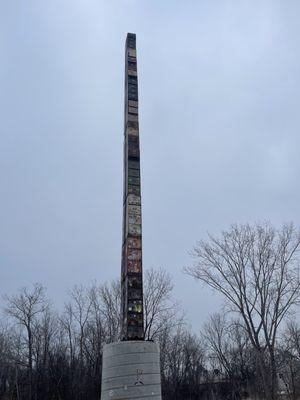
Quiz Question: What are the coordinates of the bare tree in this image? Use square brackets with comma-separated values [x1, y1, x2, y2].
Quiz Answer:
[186, 223, 300, 400]
[0, 269, 193, 400]
[202, 313, 256, 398]
[69, 285, 93, 370]
[202, 313, 231, 376]
[60, 302, 76, 370]
[162, 325, 205, 400]
[97, 280, 121, 342]
[144, 268, 183, 341]
[4, 283, 48, 400]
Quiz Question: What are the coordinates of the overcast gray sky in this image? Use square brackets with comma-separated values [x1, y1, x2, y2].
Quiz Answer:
[1, 1, 300, 331]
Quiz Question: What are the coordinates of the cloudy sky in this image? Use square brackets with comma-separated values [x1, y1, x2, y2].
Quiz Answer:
[1, 1, 300, 330]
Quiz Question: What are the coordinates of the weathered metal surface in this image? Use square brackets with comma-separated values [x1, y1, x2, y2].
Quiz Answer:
[128, 160, 140, 170]
[127, 326, 143, 339]
[128, 75, 137, 85]
[125, 127, 138, 136]
[127, 237, 141, 249]
[127, 144, 140, 158]
[128, 168, 140, 177]
[128, 135, 139, 144]
[128, 223, 141, 236]
[128, 217, 142, 230]
[125, 128, 138, 136]
[127, 120, 139, 130]
[127, 275, 142, 288]
[128, 90, 138, 99]
[121, 33, 144, 341]
[128, 204, 141, 215]
[127, 260, 142, 274]
[127, 185, 140, 196]
[128, 61, 137, 72]
[127, 195, 140, 207]
[127, 69, 137, 77]
[127, 113, 138, 122]
[127, 312, 143, 323]
[128, 48, 136, 57]
[128, 300, 142, 312]
[127, 248, 142, 260]
[128, 100, 138, 108]
[127, 34, 136, 48]
[128, 106, 138, 114]
[128, 177, 140, 186]
[128, 55, 136, 63]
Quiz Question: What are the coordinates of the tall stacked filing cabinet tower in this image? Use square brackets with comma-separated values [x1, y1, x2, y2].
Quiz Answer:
[121, 33, 144, 341]
[100, 34, 162, 400]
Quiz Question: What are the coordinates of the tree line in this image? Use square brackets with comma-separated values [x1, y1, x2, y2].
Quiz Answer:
[1, 223, 300, 400]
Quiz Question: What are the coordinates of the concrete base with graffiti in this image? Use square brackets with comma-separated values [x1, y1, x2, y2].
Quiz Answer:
[101, 340, 162, 400]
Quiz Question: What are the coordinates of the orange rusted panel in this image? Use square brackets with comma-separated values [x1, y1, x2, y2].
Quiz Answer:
[127, 237, 141, 249]
[127, 259, 142, 273]
[127, 248, 141, 261]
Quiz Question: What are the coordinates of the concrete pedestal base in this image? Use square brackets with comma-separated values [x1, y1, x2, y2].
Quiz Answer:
[101, 340, 162, 400]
